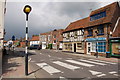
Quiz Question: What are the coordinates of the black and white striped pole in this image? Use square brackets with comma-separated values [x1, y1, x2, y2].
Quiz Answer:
[23, 5, 32, 75]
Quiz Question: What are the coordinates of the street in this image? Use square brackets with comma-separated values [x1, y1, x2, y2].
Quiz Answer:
[15, 48, 119, 79]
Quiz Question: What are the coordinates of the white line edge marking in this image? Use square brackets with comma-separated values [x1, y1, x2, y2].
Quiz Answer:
[36, 63, 61, 74]
[89, 70, 102, 75]
[113, 74, 119, 76]
[89, 59, 116, 64]
[109, 71, 117, 74]
[97, 74, 106, 77]
[53, 61, 80, 70]
[79, 59, 106, 65]
[28, 58, 31, 62]
[66, 60, 95, 67]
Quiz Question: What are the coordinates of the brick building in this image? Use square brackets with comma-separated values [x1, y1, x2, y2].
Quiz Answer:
[84, 2, 120, 57]
[62, 2, 120, 57]
[40, 29, 64, 49]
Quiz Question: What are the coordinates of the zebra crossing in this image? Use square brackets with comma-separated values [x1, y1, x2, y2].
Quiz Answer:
[35, 58, 117, 77]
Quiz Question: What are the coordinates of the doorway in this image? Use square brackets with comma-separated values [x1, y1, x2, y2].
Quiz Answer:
[74, 43, 76, 52]
[87, 42, 91, 54]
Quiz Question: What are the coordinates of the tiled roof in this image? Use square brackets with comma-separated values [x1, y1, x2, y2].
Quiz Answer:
[64, 2, 119, 32]
[30, 36, 39, 41]
[88, 2, 118, 27]
[64, 17, 89, 32]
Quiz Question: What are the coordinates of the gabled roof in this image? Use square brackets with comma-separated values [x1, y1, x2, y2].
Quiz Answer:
[30, 35, 39, 41]
[88, 2, 119, 27]
[64, 17, 89, 32]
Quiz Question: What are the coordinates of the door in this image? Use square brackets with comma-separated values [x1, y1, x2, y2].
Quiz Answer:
[74, 43, 76, 52]
[87, 42, 91, 54]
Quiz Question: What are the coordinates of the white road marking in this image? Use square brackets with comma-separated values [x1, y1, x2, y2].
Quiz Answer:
[89, 59, 116, 64]
[113, 74, 119, 76]
[40, 53, 42, 54]
[89, 70, 102, 75]
[59, 76, 68, 80]
[96, 74, 106, 77]
[28, 58, 31, 62]
[29, 50, 36, 53]
[36, 63, 61, 74]
[66, 60, 94, 67]
[79, 59, 106, 66]
[109, 71, 117, 74]
[53, 61, 80, 70]
[48, 55, 51, 57]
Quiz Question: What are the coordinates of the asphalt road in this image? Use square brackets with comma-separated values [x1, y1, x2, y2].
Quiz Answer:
[15, 48, 119, 80]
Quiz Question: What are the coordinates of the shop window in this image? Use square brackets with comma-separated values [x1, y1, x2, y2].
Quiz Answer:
[90, 11, 106, 21]
[92, 42, 96, 52]
[97, 42, 106, 52]
[87, 28, 93, 37]
[97, 25, 104, 35]
[77, 43, 82, 49]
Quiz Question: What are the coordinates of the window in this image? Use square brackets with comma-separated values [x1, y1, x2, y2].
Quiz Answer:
[87, 28, 93, 37]
[54, 40, 56, 43]
[92, 42, 96, 52]
[90, 11, 106, 21]
[54, 35, 56, 38]
[97, 42, 106, 52]
[77, 43, 82, 49]
[97, 25, 104, 35]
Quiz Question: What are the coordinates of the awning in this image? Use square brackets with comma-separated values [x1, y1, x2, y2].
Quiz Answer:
[86, 37, 106, 42]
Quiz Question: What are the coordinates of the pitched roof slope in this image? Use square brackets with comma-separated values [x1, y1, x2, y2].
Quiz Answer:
[30, 35, 39, 41]
[64, 17, 89, 32]
[88, 2, 118, 27]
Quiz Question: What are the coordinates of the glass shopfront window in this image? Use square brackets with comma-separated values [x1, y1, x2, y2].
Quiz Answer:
[97, 42, 106, 52]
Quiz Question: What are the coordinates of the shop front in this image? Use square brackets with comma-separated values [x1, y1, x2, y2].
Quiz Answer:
[86, 37, 107, 56]
[109, 37, 120, 57]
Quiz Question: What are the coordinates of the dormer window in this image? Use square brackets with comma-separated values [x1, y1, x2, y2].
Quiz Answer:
[90, 11, 106, 21]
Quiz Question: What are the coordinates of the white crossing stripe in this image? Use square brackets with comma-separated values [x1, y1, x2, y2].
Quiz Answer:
[36, 63, 61, 74]
[79, 59, 106, 65]
[96, 74, 106, 77]
[109, 71, 117, 74]
[89, 70, 102, 75]
[53, 61, 80, 70]
[48, 55, 51, 57]
[66, 60, 94, 67]
[29, 50, 36, 53]
[89, 59, 116, 64]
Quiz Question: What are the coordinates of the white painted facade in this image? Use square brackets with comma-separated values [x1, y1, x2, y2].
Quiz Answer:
[40, 35, 47, 49]
[30, 41, 40, 46]
[63, 29, 84, 53]
[0, 0, 5, 76]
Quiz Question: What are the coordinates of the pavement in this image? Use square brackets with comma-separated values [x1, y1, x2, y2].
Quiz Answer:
[0, 49, 119, 80]
[54, 50, 119, 63]
[1, 50, 35, 80]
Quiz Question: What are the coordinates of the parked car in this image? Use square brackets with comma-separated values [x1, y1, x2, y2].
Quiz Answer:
[28, 45, 41, 50]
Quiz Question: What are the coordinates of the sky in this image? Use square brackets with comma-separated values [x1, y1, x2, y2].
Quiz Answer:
[4, 0, 119, 40]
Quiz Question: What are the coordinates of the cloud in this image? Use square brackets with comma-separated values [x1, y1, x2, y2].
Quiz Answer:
[4, 1, 117, 40]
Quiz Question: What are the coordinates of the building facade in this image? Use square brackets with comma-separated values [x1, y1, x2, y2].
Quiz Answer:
[0, 0, 5, 76]
[40, 29, 64, 50]
[84, 2, 120, 57]
[62, 18, 88, 53]
[30, 35, 39, 46]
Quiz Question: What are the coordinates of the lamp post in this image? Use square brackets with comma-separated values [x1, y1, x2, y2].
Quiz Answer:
[23, 5, 32, 75]
[95, 31, 98, 58]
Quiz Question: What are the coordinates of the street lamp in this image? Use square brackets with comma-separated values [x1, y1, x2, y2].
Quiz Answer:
[23, 5, 32, 75]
